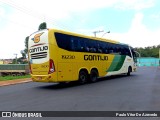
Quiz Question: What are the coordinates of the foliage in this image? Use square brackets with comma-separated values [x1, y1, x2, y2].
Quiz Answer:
[0, 75, 30, 81]
[135, 44, 160, 58]
[38, 22, 47, 30]
[24, 36, 29, 57]
[20, 36, 29, 59]
[11, 57, 28, 64]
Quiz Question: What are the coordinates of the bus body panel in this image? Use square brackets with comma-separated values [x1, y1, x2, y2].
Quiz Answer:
[106, 55, 132, 76]
[29, 30, 58, 82]
[28, 29, 137, 83]
[56, 47, 117, 81]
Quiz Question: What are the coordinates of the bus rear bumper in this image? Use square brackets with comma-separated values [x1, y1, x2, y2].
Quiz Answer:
[31, 74, 58, 83]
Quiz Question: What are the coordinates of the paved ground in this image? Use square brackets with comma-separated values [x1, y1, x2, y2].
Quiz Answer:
[0, 67, 159, 120]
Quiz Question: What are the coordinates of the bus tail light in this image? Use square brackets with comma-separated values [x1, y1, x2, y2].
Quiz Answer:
[48, 59, 55, 74]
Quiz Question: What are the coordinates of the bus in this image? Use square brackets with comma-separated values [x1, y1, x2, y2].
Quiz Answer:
[28, 28, 137, 84]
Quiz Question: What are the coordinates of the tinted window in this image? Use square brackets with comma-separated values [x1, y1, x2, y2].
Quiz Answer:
[124, 46, 131, 57]
[55, 32, 131, 56]
[55, 33, 71, 50]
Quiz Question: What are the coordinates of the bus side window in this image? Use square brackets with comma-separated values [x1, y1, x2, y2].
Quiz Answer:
[124, 47, 131, 57]
[121, 48, 125, 55]
[104, 43, 109, 54]
[118, 48, 122, 55]
[90, 47, 97, 52]
[97, 47, 102, 53]
[87, 39, 97, 53]
[70, 37, 81, 52]
[55, 33, 71, 51]
[97, 42, 102, 53]
[70, 37, 75, 51]
[80, 38, 87, 52]
[104, 48, 108, 54]
[109, 47, 114, 53]
[86, 46, 90, 52]
[73, 37, 81, 52]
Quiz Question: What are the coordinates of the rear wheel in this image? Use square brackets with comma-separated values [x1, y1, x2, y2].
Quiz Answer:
[90, 69, 98, 82]
[127, 67, 132, 76]
[78, 71, 88, 84]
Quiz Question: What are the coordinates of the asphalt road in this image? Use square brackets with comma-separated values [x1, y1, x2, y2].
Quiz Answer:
[0, 67, 160, 119]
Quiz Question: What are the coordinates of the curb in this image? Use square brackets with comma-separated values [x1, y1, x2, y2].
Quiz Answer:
[0, 78, 32, 87]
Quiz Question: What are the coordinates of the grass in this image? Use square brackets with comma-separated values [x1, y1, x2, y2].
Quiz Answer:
[0, 75, 31, 81]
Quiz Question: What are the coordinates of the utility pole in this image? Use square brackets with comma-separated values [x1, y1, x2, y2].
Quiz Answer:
[101, 31, 110, 37]
[93, 30, 104, 37]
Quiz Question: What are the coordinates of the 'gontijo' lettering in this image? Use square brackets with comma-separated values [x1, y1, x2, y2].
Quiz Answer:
[29, 46, 48, 53]
[84, 55, 108, 61]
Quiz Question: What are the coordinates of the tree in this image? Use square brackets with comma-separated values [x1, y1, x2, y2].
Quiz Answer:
[38, 22, 47, 30]
[21, 50, 26, 59]
[135, 44, 160, 58]
[19, 36, 29, 64]
[22, 36, 29, 59]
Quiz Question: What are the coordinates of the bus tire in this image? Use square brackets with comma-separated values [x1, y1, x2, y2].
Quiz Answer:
[78, 71, 88, 84]
[90, 69, 98, 82]
[127, 66, 132, 76]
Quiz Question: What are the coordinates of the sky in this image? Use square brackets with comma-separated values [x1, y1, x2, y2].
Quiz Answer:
[0, 0, 160, 59]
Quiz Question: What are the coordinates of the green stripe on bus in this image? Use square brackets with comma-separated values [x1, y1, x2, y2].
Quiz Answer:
[106, 55, 126, 72]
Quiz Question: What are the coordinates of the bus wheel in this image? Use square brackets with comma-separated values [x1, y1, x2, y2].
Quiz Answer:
[127, 67, 132, 76]
[78, 71, 88, 84]
[90, 69, 98, 82]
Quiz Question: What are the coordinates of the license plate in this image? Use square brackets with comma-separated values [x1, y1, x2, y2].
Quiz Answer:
[38, 77, 42, 80]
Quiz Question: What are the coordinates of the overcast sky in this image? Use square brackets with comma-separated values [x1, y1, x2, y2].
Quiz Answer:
[0, 0, 160, 59]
